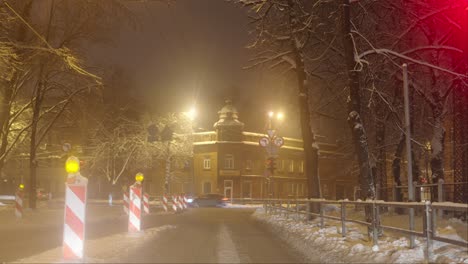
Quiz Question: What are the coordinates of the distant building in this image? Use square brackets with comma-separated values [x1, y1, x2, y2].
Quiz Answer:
[153, 100, 351, 199]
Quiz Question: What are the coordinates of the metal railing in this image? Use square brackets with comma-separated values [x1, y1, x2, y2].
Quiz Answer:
[376, 179, 468, 204]
[263, 198, 467, 262]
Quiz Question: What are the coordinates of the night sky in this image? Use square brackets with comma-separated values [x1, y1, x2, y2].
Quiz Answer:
[88, 0, 302, 137]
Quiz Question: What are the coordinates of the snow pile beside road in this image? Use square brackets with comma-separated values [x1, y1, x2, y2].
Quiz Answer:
[253, 208, 468, 263]
[224, 203, 262, 209]
[10, 225, 176, 263]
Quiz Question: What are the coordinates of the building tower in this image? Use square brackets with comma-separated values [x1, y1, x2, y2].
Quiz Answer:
[213, 99, 245, 142]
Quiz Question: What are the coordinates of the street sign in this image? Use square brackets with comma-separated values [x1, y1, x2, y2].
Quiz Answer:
[259, 137, 269, 147]
[62, 143, 71, 152]
[274, 137, 284, 147]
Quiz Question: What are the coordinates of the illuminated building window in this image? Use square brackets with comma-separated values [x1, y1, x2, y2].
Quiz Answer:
[203, 158, 211, 170]
[289, 160, 294, 172]
[299, 161, 304, 173]
[278, 160, 285, 171]
[224, 154, 234, 169]
[245, 159, 252, 170]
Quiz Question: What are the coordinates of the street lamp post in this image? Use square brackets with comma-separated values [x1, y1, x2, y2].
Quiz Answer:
[259, 111, 284, 198]
[184, 108, 197, 195]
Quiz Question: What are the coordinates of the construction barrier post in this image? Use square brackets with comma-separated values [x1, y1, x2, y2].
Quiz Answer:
[162, 195, 168, 212]
[177, 195, 184, 210]
[15, 185, 24, 219]
[123, 191, 129, 215]
[63, 156, 88, 261]
[128, 184, 142, 232]
[143, 193, 150, 214]
[172, 195, 178, 212]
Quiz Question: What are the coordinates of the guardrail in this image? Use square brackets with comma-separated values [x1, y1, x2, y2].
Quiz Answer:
[262, 198, 467, 262]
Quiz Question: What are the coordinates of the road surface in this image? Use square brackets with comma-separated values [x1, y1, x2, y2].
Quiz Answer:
[0, 206, 308, 263]
[128, 207, 306, 263]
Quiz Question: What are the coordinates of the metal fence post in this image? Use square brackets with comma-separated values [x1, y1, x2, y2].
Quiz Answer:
[376, 183, 380, 200]
[306, 199, 311, 222]
[437, 179, 444, 218]
[296, 200, 299, 221]
[413, 181, 418, 202]
[372, 201, 378, 249]
[409, 206, 416, 248]
[341, 201, 346, 237]
[424, 201, 432, 263]
[320, 201, 324, 229]
[287, 200, 290, 219]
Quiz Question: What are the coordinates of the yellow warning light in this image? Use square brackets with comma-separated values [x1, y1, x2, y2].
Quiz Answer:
[135, 173, 144, 182]
[65, 156, 80, 174]
[19, 184, 24, 190]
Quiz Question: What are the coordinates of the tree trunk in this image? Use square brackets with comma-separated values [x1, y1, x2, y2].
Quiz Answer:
[342, 0, 375, 201]
[29, 79, 43, 209]
[288, 0, 320, 200]
[430, 114, 445, 183]
[375, 103, 387, 201]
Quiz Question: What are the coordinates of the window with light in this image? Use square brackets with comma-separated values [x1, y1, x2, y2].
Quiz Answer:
[203, 158, 211, 170]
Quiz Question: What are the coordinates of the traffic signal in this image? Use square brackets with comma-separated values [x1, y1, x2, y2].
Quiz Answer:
[265, 157, 276, 173]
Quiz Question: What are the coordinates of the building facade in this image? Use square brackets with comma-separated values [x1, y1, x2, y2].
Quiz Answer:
[187, 100, 350, 199]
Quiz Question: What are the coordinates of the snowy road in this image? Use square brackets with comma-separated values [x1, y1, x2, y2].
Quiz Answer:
[1, 206, 308, 263]
[125, 208, 308, 263]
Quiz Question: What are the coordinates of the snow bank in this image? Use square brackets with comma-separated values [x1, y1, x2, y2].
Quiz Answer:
[253, 208, 468, 263]
[10, 225, 176, 263]
[224, 203, 262, 209]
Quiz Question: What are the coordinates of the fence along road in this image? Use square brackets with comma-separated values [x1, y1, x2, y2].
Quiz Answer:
[263, 198, 468, 262]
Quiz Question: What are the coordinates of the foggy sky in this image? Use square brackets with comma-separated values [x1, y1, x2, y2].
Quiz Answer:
[88, 0, 302, 137]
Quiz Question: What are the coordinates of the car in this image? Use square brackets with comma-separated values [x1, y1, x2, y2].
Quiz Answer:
[190, 193, 228, 207]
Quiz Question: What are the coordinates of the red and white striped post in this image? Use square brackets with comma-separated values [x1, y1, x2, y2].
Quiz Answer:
[183, 195, 188, 209]
[63, 156, 88, 261]
[172, 195, 178, 212]
[177, 195, 184, 210]
[162, 195, 168, 212]
[15, 184, 24, 219]
[143, 193, 150, 214]
[123, 191, 129, 215]
[128, 173, 144, 233]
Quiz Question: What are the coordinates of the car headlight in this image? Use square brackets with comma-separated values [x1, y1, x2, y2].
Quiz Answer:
[187, 198, 194, 203]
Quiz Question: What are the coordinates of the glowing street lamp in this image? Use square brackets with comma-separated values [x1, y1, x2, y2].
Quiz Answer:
[267, 111, 285, 129]
[276, 112, 284, 121]
[185, 107, 197, 121]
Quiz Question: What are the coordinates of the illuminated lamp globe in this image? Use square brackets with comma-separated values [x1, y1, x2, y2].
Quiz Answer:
[65, 156, 80, 174]
[135, 173, 144, 182]
[19, 184, 25, 190]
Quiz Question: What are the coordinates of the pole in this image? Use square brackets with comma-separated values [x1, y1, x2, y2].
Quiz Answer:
[403, 63, 414, 201]
[165, 141, 171, 195]
[403, 63, 415, 248]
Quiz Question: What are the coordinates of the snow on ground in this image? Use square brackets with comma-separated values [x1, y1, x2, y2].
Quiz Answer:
[253, 207, 468, 263]
[10, 225, 176, 263]
[224, 203, 262, 209]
